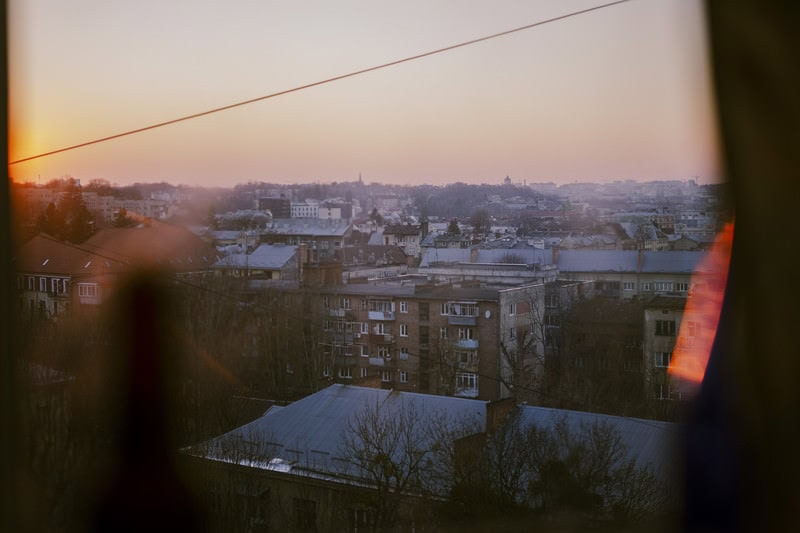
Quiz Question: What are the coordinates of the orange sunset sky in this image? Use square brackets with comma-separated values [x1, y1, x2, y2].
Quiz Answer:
[8, 0, 720, 188]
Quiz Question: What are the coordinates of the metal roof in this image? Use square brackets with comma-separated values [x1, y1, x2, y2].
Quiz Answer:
[214, 244, 297, 270]
[516, 405, 678, 476]
[419, 248, 552, 267]
[13, 234, 128, 276]
[267, 218, 351, 237]
[557, 250, 707, 274]
[187, 384, 487, 483]
[186, 385, 677, 491]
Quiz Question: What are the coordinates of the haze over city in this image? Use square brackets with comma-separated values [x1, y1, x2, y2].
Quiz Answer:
[9, 0, 718, 188]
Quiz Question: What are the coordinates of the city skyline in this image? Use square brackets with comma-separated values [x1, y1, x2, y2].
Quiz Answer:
[9, 0, 719, 188]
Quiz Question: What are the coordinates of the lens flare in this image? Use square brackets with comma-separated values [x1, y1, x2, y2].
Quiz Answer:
[669, 221, 734, 390]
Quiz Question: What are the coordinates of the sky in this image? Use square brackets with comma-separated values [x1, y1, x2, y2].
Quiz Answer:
[8, 0, 720, 188]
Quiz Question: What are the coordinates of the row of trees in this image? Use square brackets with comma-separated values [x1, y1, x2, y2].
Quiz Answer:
[337, 401, 671, 531]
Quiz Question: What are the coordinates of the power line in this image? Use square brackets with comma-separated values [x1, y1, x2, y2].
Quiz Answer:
[9, 0, 632, 166]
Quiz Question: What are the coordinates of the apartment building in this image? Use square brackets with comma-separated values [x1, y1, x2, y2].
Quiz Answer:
[261, 219, 351, 261]
[14, 234, 126, 318]
[643, 295, 692, 401]
[316, 280, 544, 402]
[555, 249, 708, 299]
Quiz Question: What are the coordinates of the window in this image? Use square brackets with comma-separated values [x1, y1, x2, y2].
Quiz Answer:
[360, 299, 367, 310]
[368, 300, 393, 313]
[676, 282, 690, 292]
[399, 370, 408, 383]
[322, 365, 330, 377]
[360, 345, 368, 357]
[447, 302, 479, 316]
[342, 297, 351, 310]
[623, 281, 635, 291]
[458, 328, 474, 340]
[360, 322, 369, 334]
[322, 296, 329, 308]
[456, 372, 478, 391]
[653, 384, 680, 401]
[293, 498, 317, 532]
[360, 367, 368, 378]
[399, 300, 408, 313]
[440, 303, 449, 315]
[400, 347, 409, 360]
[399, 324, 408, 337]
[509, 327, 516, 339]
[641, 282, 652, 291]
[545, 293, 559, 307]
[26, 276, 35, 291]
[375, 322, 387, 335]
[339, 367, 352, 379]
[654, 351, 672, 368]
[381, 370, 392, 382]
[78, 283, 98, 298]
[655, 320, 676, 336]
[378, 346, 391, 358]
[440, 327, 448, 339]
[349, 508, 373, 533]
[457, 351, 477, 368]
[654, 281, 673, 292]
[39, 277, 46, 292]
[508, 303, 516, 315]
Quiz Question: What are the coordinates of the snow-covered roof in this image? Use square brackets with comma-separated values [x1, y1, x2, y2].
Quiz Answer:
[516, 405, 677, 476]
[419, 247, 552, 267]
[213, 244, 297, 270]
[557, 250, 707, 274]
[186, 384, 486, 490]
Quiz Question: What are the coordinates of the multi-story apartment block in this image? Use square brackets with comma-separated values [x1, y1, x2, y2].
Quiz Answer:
[80, 192, 173, 222]
[315, 280, 544, 402]
[261, 219, 351, 261]
[290, 201, 320, 219]
[15, 223, 219, 319]
[14, 234, 126, 318]
[643, 295, 692, 401]
[555, 249, 707, 299]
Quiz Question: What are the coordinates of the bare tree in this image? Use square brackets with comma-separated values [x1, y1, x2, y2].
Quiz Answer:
[339, 399, 480, 531]
[451, 411, 670, 527]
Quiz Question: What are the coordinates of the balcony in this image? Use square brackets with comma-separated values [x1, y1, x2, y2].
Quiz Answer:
[448, 315, 477, 326]
[368, 357, 385, 367]
[329, 308, 346, 317]
[454, 339, 479, 350]
[368, 310, 395, 321]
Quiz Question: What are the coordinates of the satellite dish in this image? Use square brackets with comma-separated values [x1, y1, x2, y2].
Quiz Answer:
[485, 310, 491, 319]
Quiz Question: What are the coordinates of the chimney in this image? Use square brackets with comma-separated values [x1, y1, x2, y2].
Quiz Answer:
[486, 397, 517, 434]
[469, 247, 479, 264]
